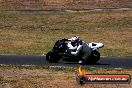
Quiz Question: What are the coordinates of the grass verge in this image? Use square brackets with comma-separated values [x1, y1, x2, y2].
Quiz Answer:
[0, 11, 131, 56]
[0, 65, 132, 88]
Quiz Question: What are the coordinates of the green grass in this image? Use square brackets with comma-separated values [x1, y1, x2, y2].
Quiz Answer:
[0, 11, 131, 56]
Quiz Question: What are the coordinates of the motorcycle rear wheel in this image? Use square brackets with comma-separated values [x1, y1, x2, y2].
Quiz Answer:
[86, 51, 100, 64]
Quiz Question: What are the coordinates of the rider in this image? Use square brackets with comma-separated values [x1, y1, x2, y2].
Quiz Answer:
[66, 36, 92, 64]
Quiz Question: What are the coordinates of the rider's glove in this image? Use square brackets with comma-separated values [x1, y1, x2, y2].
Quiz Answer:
[62, 38, 68, 41]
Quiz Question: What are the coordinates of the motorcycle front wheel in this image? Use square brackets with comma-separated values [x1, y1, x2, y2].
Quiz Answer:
[46, 51, 61, 63]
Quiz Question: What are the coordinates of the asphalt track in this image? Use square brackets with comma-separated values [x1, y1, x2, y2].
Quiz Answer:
[0, 55, 132, 68]
[0, 8, 131, 14]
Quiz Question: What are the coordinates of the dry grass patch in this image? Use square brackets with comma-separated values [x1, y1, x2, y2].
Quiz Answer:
[0, 65, 132, 88]
[0, 0, 132, 10]
[0, 11, 131, 56]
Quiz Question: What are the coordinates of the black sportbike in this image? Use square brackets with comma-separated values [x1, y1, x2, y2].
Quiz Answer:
[46, 39, 104, 64]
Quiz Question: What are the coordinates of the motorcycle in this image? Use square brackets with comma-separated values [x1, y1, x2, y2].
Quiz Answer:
[46, 38, 104, 64]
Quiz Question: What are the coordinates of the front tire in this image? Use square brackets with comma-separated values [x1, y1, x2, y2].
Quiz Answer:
[86, 51, 100, 64]
[46, 51, 61, 63]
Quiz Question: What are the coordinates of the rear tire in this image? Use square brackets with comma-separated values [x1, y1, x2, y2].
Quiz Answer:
[46, 51, 61, 63]
[86, 51, 100, 64]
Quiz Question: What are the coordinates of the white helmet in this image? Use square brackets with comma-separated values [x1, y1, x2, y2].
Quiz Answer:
[70, 36, 79, 43]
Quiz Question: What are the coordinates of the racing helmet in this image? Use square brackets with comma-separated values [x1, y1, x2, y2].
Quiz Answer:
[70, 36, 79, 45]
